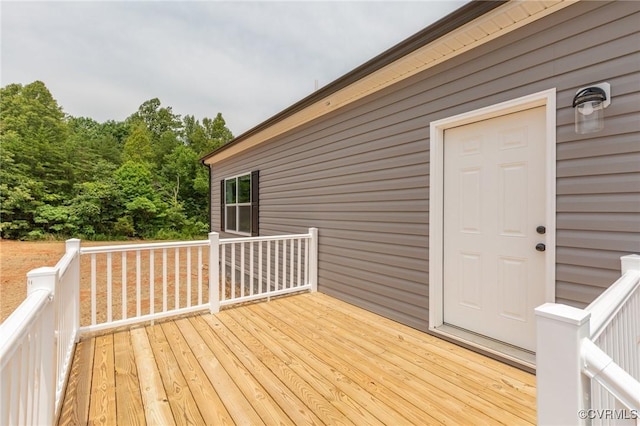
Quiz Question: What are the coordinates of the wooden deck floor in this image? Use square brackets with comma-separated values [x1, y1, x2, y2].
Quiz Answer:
[57, 292, 536, 425]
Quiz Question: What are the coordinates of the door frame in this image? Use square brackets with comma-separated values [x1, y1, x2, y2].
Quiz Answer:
[428, 89, 557, 350]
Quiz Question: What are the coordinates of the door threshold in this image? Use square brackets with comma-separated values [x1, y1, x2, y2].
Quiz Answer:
[430, 324, 536, 373]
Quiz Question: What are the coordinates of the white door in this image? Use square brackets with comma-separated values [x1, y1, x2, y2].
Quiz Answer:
[443, 106, 547, 351]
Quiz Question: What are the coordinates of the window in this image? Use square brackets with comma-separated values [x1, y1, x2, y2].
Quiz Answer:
[221, 171, 259, 235]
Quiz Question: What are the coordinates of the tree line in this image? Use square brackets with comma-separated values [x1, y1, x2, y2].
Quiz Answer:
[0, 80, 232, 240]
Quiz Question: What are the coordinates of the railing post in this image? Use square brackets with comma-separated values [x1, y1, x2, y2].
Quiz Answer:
[66, 239, 81, 341]
[26, 267, 57, 426]
[535, 303, 591, 426]
[209, 232, 220, 314]
[621, 254, 640, 275]
[309, 228, 318, 292]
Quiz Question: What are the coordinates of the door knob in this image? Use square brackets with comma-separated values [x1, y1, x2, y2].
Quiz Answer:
[536, 243, 546, 252]
[536, 226, 546, 234]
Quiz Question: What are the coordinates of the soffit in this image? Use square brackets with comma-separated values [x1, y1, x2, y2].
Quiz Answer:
[204, 0, 577, 166]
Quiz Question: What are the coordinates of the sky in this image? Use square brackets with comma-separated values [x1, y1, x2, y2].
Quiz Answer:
[1, 1, 466, 136]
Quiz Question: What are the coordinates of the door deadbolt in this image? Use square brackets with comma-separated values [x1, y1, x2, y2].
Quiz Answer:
[536, 226, 546, 234]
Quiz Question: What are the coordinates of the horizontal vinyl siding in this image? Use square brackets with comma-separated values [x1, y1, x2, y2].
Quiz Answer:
[552, 2, 640, 307]
[211, 0, 639, 329]
[211, 109, 430, 329]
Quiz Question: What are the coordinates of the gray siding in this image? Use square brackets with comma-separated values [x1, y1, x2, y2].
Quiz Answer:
[210, 1, 640, 331]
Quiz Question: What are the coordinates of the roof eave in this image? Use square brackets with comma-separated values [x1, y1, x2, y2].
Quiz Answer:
[199, 0, 505, 165]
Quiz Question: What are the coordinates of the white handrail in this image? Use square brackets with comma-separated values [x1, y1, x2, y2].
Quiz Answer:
[219, 233, 311, 244]
[0, 289, 50, 364]
[582, 339, 640, 412]
[80, 239, 208, 254]
[586, 269, 640, 340]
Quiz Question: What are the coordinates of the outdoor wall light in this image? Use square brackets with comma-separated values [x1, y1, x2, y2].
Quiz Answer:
[572, 82, 610, 134]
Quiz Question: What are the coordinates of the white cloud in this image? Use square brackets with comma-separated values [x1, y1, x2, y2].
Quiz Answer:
[1, 1, 466, 135]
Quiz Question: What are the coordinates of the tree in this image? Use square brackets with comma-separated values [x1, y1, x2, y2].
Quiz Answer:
[122, 123, 153, 164]
[68, 167, 122, 238]
[127, 98, 182, 144]
[0, 140, 45, 239]
[0, 81, 69, 192]
[0, 81, 70, 238]
[67, 117, 122, 168]
[114, 161, 165, 236]
[184, 113, 233, 157]
[202, 113, 233, 154]
[1, 80, 234, 240]
[0, 81, 67, 145]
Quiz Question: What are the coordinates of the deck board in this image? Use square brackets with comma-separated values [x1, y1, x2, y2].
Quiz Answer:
[228, 304, 381, 424]
[130, 327, 175, 425]
[189, 315, 293, 425]
[160, 320, 235, 425]
[175, 315, 266, 425]
[146, 324, 204, 425]
[292, 293, 536, 424]
[198, 314, 324, 425]
[251, 300, 437, 425]
[58, 338, 95, 425]
[58, 292, 536, 425]
[216, 309, 351, 425]
[88, 334, 116, 425]
[113, 331, 144, 426]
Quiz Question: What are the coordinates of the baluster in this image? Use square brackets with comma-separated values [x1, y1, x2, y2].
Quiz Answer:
[106, 253, 112, 323]
[187, 247, 192, 308]
[250, 242, 254, 296]
[241, 242, 245, 298]
[162, 249, 167, 313]
[231, 243, 236, 299]
[26, 331, 36, 424]
[9, 352, 20, 424]
[221, 245, 226, 301]
[197, 247, 203, 305]
[297, 238, 302, 287]
[267, 241, 271, 293]
[150, 250, 155, 316]
[289, 239, 294, 288]
[304, 238, 309, 285]
[91, 254, 96, 325]
[282, 239, 287, 289]
[258, 241, 263, 294]
[274, 240, 279, 291]
[136, 251, 141, 318]
[122, 252, 127, 320]
[175, 248, 180, 309]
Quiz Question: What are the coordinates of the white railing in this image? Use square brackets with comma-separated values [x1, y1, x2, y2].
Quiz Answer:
[536, 254, 640, 426]
[79, 239, 212, 333]
[218, 232, 316, 309]
[0, 239, 80, 426]
[79, 228, 318, 334]
[0, 229, 318, 425]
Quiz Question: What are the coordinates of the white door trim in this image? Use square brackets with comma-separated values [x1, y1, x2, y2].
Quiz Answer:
[428, 89, 557, 350]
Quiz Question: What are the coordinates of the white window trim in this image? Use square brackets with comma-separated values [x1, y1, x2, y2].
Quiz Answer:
[428, 88, 557, 336]
[224, 172, 252, 236]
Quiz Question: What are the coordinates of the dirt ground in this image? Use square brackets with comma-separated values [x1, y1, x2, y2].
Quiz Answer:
[1, 239, 67, 323]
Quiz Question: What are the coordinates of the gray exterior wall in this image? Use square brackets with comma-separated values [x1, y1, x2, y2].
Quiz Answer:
[210, 1, 640, 332]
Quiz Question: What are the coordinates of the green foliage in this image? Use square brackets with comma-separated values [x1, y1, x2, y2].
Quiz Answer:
[184, 113, 233, 156]
[123, 123, 154, 164]
[127, 98, 182, 144]
[0, 81, 234, 240]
